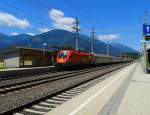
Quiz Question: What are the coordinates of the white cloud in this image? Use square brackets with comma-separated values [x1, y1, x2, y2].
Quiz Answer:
[49, 9, 75, 31]
[27, 33, 34, 36]
[38, 28, 51, 33]
[12, 32, 19, 36]
[97, 34, 120, 41]
[0, 11, 30, 29]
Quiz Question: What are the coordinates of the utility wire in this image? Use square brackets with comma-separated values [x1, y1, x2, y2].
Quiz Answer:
[63, 0, 97, 27]
[28, 0, 49, 13]
[32, 0, 50, 12]
[75, 0, 98, 27]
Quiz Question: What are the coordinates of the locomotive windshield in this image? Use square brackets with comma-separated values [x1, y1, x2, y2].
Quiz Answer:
[58, 51, 67, 58]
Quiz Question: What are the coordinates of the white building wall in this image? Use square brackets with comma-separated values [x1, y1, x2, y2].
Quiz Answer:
[4, 51, 20, 68]
[4, 57, 19, 68]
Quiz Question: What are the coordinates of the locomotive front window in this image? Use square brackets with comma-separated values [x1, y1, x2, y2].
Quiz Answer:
[58, 51, 67, 59]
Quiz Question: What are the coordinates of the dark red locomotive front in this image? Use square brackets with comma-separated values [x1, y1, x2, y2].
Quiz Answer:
[56, 50, 95, 68]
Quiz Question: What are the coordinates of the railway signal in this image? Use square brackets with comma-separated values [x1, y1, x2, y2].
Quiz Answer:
[142, 12, 150, 53]
[143, 24, 150, 35]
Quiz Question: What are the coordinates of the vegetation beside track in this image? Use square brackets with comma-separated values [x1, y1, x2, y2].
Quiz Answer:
[0, 67, 5, 70]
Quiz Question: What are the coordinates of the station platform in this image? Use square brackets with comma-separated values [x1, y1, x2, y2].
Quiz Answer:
[45, 61, 150, 115]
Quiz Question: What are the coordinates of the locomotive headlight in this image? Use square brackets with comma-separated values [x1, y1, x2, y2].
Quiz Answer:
[59, 59, 64, 63]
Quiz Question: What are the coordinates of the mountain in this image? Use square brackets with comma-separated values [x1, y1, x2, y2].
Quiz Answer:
[0, 29, 137, 56]
[110, 43, 137, 53]
[30, 29, 76, 49]
[0, 34, 32, 49]
[0, 34, 12, 49]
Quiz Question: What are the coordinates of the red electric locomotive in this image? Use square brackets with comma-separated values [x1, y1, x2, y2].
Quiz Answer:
[56, 50, 95, 68]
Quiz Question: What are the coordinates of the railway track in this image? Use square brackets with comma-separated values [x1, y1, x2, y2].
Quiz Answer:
[0, 71, 56, 81]
[0, 66, 56, 81]
[0, 64, 115, 94]
[13, 72, 114, 115]
[0, 64, 115, 92]
[0, 62, 132, 114]
[0, 64, 106, 81]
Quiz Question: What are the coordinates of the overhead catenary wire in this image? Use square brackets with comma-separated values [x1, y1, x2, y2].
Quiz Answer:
[63, 0, 137, 35]
[24, 0, 51, 27]
[63, 0, 97, 28]
[27, 0, 49, 13]
[31, 0, 98, 34]
[2, 0, 97, 34]
[75, 0, 99, 27]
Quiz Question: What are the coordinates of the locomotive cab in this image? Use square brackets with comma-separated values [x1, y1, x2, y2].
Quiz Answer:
[56, 50, 96, 70]
[57, 50, 68, 64]
[56, 50, 68, 70]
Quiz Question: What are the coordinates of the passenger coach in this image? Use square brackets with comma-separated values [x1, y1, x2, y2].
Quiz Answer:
[56, 50, 131, 69]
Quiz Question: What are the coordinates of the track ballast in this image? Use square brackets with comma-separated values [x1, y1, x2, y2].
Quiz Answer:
[0, 62, 132, 115]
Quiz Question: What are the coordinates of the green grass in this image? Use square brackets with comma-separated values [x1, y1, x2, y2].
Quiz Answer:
[0, 67, 5, 70]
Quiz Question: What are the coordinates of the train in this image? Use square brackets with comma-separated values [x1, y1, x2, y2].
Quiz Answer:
[56, 50, 132, 69]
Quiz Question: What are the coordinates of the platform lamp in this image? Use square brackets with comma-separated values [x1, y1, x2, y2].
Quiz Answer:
[43, 43, 47, 66]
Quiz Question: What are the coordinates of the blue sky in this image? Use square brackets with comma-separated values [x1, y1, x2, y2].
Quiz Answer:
[0, 0, 149, 50]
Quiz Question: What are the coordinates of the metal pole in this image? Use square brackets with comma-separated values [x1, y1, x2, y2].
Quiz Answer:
[91, 28, 95, 54]
[73, 17, 80, 51]
[144, 11, 148, 53]
[42, 43, 47, 66]
[139, 17, 143, 56]
[43, 45, 44, 66]
[144, 11, 148, 25]
[106, 41, 109, 56]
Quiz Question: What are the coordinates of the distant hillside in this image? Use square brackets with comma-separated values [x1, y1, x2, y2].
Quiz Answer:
[0, 29, 137, 56]
[110, 43, 137, 53]
[0, 34, 32, 49]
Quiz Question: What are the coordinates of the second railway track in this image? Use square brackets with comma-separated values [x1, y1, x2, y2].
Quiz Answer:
[0, 64, 116, 93]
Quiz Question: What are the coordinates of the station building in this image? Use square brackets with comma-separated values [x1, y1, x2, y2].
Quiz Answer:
[2, 46, 58, 68]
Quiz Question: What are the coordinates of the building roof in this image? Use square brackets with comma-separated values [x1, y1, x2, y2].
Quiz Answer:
[2, 45, 58, 54]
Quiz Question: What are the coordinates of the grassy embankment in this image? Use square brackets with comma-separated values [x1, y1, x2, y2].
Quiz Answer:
[0, 62, 5, 70]
[0, 67, 5, 69]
